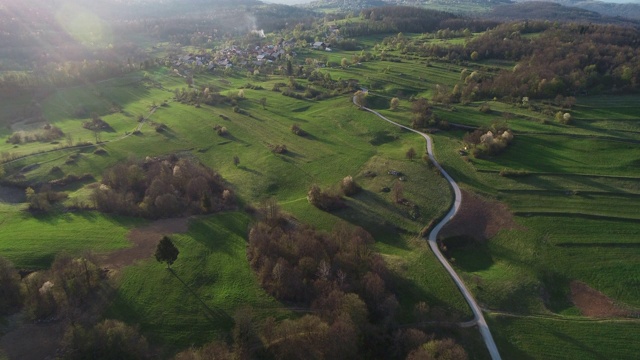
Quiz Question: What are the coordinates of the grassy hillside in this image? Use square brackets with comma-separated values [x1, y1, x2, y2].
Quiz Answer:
[2, 19, 640, 358]
[107, 212, 287, 351]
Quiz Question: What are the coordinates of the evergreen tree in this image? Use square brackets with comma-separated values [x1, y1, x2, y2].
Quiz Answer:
[155, 236, 179, 268]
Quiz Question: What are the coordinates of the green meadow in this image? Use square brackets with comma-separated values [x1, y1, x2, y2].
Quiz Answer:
[488, 314, 640, 360]
[1, 26, 639, 358]
[107, 213, 287, 351]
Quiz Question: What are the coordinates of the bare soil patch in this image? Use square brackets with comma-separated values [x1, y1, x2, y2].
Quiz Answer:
[570, 281, 633, 318]
[441, 189, 520, 242]
[99, 217, 190, 272]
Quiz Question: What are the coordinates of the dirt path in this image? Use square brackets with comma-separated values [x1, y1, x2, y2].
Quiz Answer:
[99, 217, 190, 272]
[355, 97, 502, 360]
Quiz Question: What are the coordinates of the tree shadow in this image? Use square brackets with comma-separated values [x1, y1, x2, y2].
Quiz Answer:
[238, 165, 262, 176]
[168, 267, 233, 324]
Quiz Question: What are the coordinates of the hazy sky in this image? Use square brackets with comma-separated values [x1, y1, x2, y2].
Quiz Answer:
[264, 0, 640, 4]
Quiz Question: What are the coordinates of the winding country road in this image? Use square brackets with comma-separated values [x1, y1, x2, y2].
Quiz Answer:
[354, 97, 502, 360]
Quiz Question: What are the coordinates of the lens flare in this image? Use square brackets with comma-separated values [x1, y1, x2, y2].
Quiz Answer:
[55, 2, 112, 48]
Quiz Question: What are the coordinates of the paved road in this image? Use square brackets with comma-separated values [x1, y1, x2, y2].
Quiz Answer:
[354, 98, 502, 360]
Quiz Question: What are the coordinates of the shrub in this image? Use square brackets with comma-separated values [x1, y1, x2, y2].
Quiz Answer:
[341, 175, 362, 196]
[307, 184, 345, 211]
[291, 124, 307, 136]
[269, 144, 287, 154]
[0, 257, 21, 315]
[499, 169, 530, 177]
[464, 128, 514, 158]
[60, 320, 149, 359]
[155, 123, 168, 132]
[213, 125, 228, 136]
[82, 118, 112, 131]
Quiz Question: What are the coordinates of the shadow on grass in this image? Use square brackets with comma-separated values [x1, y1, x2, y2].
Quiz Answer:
[168, 267, 233, 324]
[158, 128, 178, 140]
[487, 316, 536, 360]
[390, 269, 473, 323]
[221, 133, 249, 146]
[238, 165, 262, 176]
[447, 242, 494, 273]
[333, 190, 412, 251]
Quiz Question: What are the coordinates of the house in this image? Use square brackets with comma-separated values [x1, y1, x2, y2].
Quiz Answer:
[312, 41, 326, 49]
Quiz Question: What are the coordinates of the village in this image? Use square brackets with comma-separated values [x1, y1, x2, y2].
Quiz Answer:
[168, 29, 340, 77]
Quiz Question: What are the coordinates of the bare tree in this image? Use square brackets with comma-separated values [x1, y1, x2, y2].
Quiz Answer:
[406, 147, 416, 161]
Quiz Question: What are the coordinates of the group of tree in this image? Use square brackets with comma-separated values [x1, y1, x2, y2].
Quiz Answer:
[0, 254, 151, 359]
[463, 123, 514, 158]
[410, 98, 448, 130]
[0, 253, 101, 320]
[25, 185, 69, 212]
[92, 156, 234, 218]
[307, 175, 363, 211]
[399, 21, 640, 100]
[341, 7, 493, 38]
[174, 86, 231, 107]
[235, 201, 469, 359]
[7, 124, 65, 145]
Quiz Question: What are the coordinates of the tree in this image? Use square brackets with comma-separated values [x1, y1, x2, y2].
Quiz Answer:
[0, 257, 21, 315]
[392, 181, 404, 203]
[354, 90, 366, 107]
[286, 60, 293, 76]
[406, 147, 416, 161]
[155, 236, 179, 268]
[407, 338, 468, 360]
[470, 51, 479, 61]
[341, 58, 349, 68]
[390, 97, 400, 110]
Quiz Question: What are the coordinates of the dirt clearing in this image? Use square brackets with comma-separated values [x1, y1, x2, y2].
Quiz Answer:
[440, 190, 520, 242]
[99, 217, 190, 272]
[570, 281, 635, 318]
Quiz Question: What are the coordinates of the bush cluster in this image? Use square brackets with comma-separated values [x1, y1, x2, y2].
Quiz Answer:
[82, 117, 111, 131]
[92, 156, 234, 218]
[248, 218, 396, 320]
[7, 125, 64, 144]
[464, 127, 514, 158]
[307, 184, 345, 211]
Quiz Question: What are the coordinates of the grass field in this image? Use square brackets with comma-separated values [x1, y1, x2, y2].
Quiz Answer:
[0, 209, 142, 269]
[488, 314, 640, 360]
[2, 28, 640, 358]
[107, 212, 286, 352]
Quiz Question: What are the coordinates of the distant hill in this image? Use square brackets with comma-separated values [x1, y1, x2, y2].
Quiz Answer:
[515, 0, 640, 20]
[485, 1, 640, 25]
[304, 0, 389, 12]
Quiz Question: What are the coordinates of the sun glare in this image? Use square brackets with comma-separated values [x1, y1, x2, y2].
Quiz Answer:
[55, 2, 112, 48]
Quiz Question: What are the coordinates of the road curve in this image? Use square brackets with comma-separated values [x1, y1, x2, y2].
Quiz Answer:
[354, 98, 502, 360]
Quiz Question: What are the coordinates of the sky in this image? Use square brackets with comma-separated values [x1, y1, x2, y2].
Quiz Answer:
[264, 0, 640, 4]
